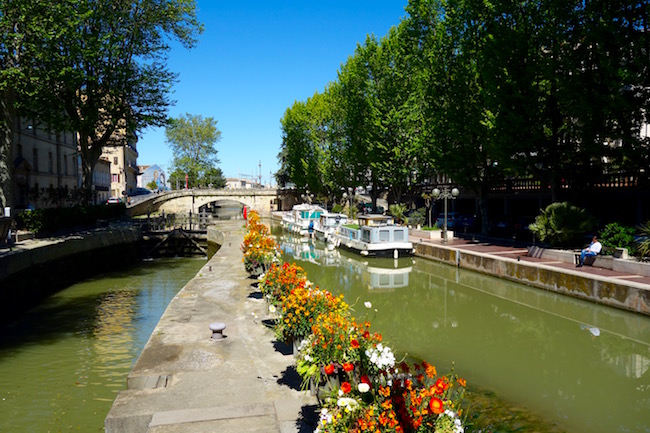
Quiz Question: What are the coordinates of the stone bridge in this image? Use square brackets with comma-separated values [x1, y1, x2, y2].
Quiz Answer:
[126, 188, 278, 218]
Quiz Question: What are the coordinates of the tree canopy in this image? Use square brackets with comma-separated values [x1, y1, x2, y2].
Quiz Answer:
[0, 0, 203, 205]
[278, 0, 650, 232]
[166, 113, 224, 188]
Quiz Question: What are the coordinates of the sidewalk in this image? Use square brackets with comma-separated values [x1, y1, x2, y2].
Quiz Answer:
[413, 236, 650, 287]
[410, 234, 650, 316]
[105, 223, 318, 433]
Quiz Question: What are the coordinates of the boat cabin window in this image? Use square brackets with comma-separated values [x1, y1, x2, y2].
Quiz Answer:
[379, 230, 390, 242]
[393, 229, 405, 241]
[301, 211, 321, 219]
[361, 229, 371, 242]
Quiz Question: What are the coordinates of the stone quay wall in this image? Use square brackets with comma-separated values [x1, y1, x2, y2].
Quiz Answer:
[415, 242, 650, 316]
[0, 226, 142, 325]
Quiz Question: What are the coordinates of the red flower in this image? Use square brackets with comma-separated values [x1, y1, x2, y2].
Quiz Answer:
[341, 381, 352, 394]
[350, 339, 360, 348]
[360, 375, 371, 385]
[434, 378, 449, 394]
[429, 397, 444, 414]
[343, 362, 354, 372]
[324, 364, 335, 375]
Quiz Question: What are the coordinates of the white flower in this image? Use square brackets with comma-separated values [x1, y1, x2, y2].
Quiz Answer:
[317, 407, 332, 428]
[337, 397, 359, 412]
[365, 344, 396, 369]
[358, 383, 370, 393]
[268, 305, 276, 313]
[442, 410, 464, 433]
[364, 301, 372, 309]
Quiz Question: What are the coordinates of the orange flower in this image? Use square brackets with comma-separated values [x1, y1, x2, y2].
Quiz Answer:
[350, 339, 360, 348]
[342, 362, 354, 372]
[324, 364, 335, 375]
[458, 378, 467, 387]
[423, 361, 437, 378]
[340, 381, 352, 394]
[429, 397, 444, 414]
[434, 378, 449, 394]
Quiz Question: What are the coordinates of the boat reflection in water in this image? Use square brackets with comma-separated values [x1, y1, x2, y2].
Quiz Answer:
[274, 224, 650, 433]
[277, 233, 413, 291]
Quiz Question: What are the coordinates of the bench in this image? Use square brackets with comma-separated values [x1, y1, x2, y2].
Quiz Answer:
[574, 246, 627, 267]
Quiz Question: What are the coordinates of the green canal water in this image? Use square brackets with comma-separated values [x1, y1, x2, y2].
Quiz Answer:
[0, 257, 205, 432]
[277, 232, 650, 433]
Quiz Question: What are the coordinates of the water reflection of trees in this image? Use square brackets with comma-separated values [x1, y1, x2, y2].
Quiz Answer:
[279, 242, 650, 433]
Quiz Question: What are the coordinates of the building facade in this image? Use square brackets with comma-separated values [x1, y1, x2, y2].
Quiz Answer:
[102, 142, 139, 199]
[93, 157, 111, 204]
[11, 117, 80, 209]
[225, 177, 261, 189]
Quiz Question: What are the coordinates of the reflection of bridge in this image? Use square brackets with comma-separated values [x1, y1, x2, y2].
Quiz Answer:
[126, 188, 278, 217]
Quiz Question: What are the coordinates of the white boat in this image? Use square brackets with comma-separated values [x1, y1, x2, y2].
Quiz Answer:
[331, 214, 414, 257]
[313, 212, 349, 243]
[281, 204, 326, 236]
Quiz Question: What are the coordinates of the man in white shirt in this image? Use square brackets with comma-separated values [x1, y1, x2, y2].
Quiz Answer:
[577, 236, 602, 267]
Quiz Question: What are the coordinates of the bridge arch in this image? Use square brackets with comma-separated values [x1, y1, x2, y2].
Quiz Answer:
[127, 188, 278, 218]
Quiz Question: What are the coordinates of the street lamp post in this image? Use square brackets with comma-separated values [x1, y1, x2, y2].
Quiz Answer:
[342, 187, 353, 217]
[432, 186, 460, 243]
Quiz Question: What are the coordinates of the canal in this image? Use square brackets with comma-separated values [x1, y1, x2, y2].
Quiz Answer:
[277, 230, 650, 433]
[0, 256, 206, 432]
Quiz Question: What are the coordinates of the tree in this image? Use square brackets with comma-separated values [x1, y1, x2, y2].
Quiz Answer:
[201, 167, 227, 189]
[0, 0, 203, 205]
[166, 113, 222, 189]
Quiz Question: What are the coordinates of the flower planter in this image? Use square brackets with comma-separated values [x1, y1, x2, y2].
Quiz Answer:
[309, 374, 341, 401]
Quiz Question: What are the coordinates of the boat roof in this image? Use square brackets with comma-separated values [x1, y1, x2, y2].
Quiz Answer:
[292, 204, 325, 211]
[358, 214, 392, 221]
[320, 212, 348, 218]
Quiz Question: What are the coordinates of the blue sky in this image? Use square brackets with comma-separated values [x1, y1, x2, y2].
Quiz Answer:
[136, 1, 408, 185]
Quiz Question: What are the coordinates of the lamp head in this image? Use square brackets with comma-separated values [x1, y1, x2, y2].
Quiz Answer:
[451, 188, 460, 197]
[432, 188, 441, 198]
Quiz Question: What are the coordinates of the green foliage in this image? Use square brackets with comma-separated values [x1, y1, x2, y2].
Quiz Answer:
[408, 208, 426, 227]
[528, 202, 596, 248]
[201, 167, 227, 188]
[146, 180, 158, 190]
[15, 205, 125, 234]
[388, 203, 408, 225]
[15, 210, 44, 233]
[598, 223, 637, 254]
[0, 0, 204, 197]
[331, 203, 344, 214]
[275, 0, 650, 231]
[166, 113, 222, 188]
[636, 222, 650, 258]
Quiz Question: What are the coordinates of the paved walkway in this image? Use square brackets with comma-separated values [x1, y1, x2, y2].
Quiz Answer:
[105, 222, 318, 433]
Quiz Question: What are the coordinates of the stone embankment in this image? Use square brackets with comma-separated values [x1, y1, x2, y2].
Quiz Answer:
[105, 221, 317, 432]
[0, 224, 142, 325]
[411, 232, 650, 316]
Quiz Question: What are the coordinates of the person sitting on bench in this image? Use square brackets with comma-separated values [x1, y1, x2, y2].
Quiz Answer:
[576, 236, 602, 267]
